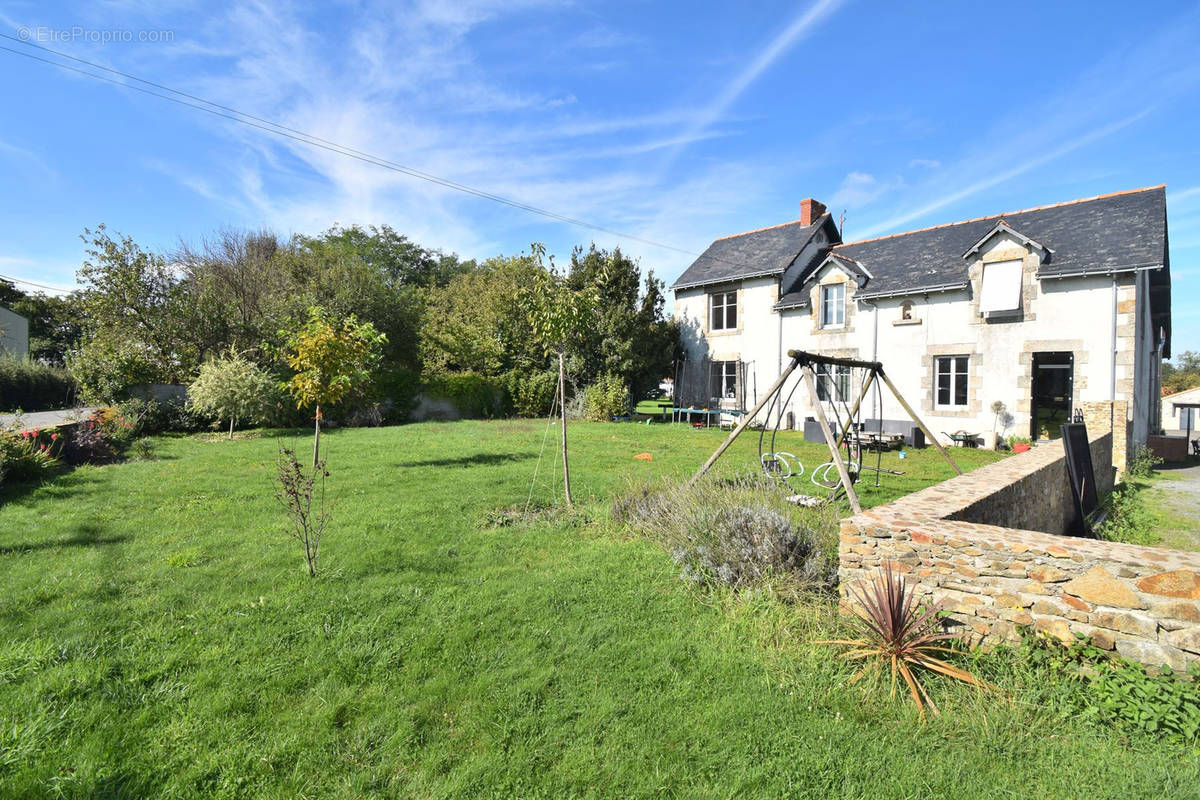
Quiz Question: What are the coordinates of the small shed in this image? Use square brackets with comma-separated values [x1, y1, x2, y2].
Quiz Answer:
[1161, 386, 1200, 434]
[0, 306, 30, 359]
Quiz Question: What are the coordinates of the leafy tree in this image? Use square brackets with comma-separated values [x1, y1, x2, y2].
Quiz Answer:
[522, 245, 597, 506]
[1163, 350, 1200, 394]
[302, 224, 472, 290]
[77, 225, 206, 386]
[0, 280, 87, 366]
[567, 245, 681, 398]
[188, 349, 279, 438]
[420, 254, 544, 376]
[280, 307, 386, 466]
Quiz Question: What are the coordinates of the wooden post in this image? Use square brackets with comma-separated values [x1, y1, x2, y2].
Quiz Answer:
[877, 370, 962, 475]
[689, 356, 802, 485]
[312, 404, 321, 468]
[801, 365, 862, 514]
[834, 370, 877, 450]
[559, 350, 572, 506]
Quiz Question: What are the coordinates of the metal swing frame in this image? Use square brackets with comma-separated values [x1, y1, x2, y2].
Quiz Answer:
[689, 350, 963, 514]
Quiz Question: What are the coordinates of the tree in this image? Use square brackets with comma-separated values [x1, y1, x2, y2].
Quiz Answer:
[522, 245, 597, 506]
[1163, 350, 1200, 394]
[76, 225, 207, 389]
[280, 307, 386, 466]
[567, 245, 681, 398]
[420, 254, 544, 376]
[188, 349, 278, 438]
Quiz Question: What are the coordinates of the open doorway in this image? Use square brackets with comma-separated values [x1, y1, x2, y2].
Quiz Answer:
[1031, 351, 1074, 440]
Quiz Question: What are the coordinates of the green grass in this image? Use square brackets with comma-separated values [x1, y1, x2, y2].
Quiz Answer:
[0, 422, 1195, 798]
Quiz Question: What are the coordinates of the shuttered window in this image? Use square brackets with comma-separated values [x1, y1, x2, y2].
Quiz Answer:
[978, 260, 1023, 314]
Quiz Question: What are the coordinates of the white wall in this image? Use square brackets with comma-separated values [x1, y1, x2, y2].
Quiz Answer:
[1162, 387, 1200, 434]
[674, 233, 1145, 449]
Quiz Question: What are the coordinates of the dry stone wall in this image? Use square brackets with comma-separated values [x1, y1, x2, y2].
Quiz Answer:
[839, 432, 1200, 671]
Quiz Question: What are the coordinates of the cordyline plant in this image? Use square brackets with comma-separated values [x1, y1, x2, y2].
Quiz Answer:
[822, 564, 999, 718]
[275, 447, 330, 577]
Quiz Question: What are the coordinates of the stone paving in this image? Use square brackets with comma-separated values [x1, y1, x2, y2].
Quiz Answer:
[0, 407, 94, 432]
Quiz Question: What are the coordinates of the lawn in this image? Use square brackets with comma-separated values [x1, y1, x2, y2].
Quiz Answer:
[0, 421, 1195, 798]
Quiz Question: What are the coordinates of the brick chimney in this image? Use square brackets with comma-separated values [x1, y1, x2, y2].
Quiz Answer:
[800, 198, 827, 226]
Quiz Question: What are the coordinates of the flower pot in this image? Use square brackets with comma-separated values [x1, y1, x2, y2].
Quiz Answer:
[1013, 442, 1031, 453]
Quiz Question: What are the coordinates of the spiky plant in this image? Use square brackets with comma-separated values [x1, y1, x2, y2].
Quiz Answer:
[823, 564, 998, 718]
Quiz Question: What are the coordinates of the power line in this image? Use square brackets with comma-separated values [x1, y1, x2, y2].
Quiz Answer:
[0, 273, 76, 293]
[0, 34, 734, 266]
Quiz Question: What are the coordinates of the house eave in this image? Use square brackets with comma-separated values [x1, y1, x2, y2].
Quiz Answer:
[1036, 262, 1163, 280]
[672, 268, 782, 292]
[854, 282, 969, 301]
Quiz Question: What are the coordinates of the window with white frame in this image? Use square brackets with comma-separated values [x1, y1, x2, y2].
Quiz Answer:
[709, 290, 737, 331]
[935, 356, 970, 409]
[709, 360, 738, 400]
[816, 364, 851, 402]
[820, 283, 845, 328]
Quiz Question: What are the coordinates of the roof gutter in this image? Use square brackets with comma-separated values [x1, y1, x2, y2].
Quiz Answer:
[854, 282, 969, 302]
[1038, 262, 1163, 281]
[672, 268, 783, 292]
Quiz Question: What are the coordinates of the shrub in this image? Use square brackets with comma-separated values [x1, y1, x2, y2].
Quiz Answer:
[0, 357, 78, 411]
[188, 350, 279, 438]
[1126, 443, 1162, 480]
[67, 337, 159, 404]
[1096, 483, 1158, 545]
[822, 565, 999, 718]
[0, 428, 62, 485]
[506, 369, 558, 418]
[60, 412, 118, 465]
[275, 447, 330, 577]
[375, 367, 421, 424]
[114, 397, 209, 434]
[583, 373, 629, 421]
[992, 632, 1200, 744]
[423, 372, 509, 418]
[613, 475, 837, 592]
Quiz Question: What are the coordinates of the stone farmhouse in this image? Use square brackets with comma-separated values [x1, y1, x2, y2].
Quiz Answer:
[671, 186, 1172, 462]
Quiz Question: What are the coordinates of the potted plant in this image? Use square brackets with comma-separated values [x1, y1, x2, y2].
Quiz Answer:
[1007, 435, 1032, 453]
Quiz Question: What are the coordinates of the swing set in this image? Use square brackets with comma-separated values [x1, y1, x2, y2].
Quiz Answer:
[690, 350, 963, 514]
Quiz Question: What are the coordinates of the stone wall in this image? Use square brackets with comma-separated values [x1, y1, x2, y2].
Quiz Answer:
[839, 434, 1200, 671]
[1080, 400, 1130, 475]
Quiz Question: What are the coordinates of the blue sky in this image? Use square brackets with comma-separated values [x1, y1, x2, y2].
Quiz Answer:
[1, 0, 1199, 354]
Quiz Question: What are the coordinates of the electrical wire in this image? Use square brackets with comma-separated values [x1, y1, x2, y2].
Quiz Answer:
[0, 273, 75, 293]
[0, 34, 785, 274]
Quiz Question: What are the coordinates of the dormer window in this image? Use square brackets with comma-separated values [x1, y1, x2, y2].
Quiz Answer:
[820, 283, 845, 328]
[709, 290, 737, 331]
[978, 260, 1023, 316]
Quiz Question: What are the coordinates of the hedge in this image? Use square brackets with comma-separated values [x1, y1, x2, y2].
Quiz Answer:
[0, 358, 78, 412]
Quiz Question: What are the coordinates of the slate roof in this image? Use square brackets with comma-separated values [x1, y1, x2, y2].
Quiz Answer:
[835, 186, 1167, 300]
[671, 217, 828, 289]
[679, 186, 1170, 350]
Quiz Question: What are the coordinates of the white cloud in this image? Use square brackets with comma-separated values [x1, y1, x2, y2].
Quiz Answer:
[656, 0, 844, 171]
[908, 158, 940, 170]
[830, 172, 904, 209]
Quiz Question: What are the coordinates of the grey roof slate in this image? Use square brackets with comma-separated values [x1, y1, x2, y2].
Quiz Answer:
[774, 186, 1167, 308]
[837, 186, 1166, 298]
[672, 217, 826, 289]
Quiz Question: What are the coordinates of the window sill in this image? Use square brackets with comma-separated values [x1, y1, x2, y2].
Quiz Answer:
[893, 318, 922, 326]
